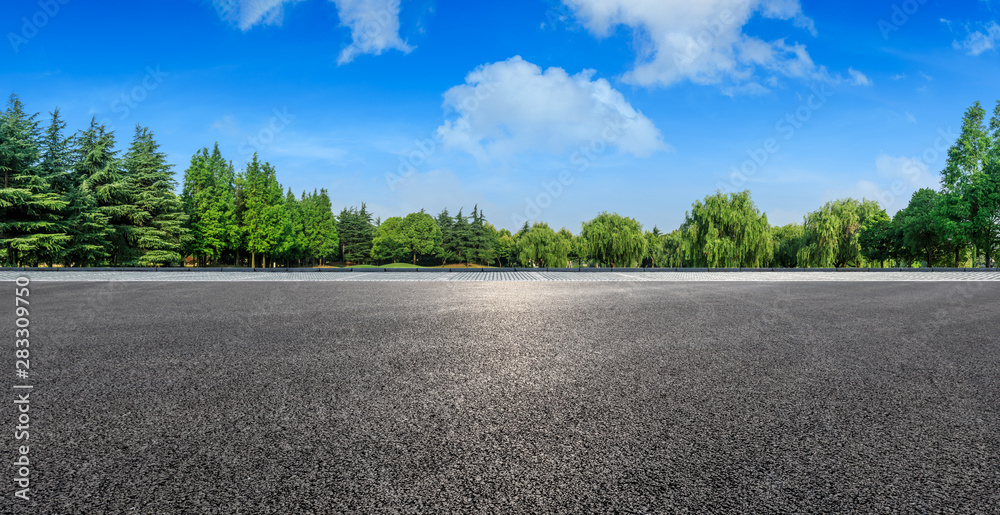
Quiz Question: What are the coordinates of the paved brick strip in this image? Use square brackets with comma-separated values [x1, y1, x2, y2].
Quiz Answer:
[2, 271, 1000, 281]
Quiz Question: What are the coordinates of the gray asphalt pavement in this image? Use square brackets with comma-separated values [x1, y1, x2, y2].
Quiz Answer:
[6, 281, 1000, 513]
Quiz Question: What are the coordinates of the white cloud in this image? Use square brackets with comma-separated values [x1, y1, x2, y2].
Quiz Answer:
[213, 0, 300, 31]
[889, 73, 907, 81]
[436, 56, 668, 161]
[904, 111, 916, 123]
[211, 0, 411, 63]
[838, 155, 942, 213]
[875, 154, 939, 190]
[333, 0, 413, 64]
[848, 67, 871, 86]
[953, 21, 1000, 56]
[561, 0, 855, 91]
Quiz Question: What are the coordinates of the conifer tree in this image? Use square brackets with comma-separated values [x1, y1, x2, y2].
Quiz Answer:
[0, 94, 69, 266]
[40, 109, 109, 266]
[240, 154, 286, 268]
[77, 119, 142, 265]
[123, 126, 188, 266]
[182, 144, 237, 265]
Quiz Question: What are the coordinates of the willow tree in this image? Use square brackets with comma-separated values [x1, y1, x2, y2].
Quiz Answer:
[682, 190, 772, 268]
[579, 211, 647, 268]
[797, 198, 885, 268]
[516, 222, 569, 268]
[771, 223, 803, 268]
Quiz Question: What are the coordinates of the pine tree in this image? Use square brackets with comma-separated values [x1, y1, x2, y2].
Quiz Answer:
[77, 119, 141, 265]
[41, 109, 109, 266]
[0, 94, 69, 266]
[123, 126, 189, 266]
[338, 203, 374, 264]
[451, 208, 472, 264]
[435, 208, 454, 265]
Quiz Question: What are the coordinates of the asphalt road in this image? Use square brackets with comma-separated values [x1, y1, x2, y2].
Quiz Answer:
[6, 281, 999, 513]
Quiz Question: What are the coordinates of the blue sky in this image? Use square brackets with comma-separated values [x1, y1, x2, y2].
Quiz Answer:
[4, 0, 999, 232]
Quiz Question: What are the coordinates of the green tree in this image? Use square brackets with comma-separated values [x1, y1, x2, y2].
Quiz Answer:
[557, 227, 580, 267]
[338, 203, 375, 264]
[41, 109, 109, 266]
[123, 126, 188, 266]
[771, 223, 803, 268]
[857, 213, 896, 268]
[516, 222, 569, 268]
[370, 216, 408, 263]
[280, 188, 308, 266]
[579, 212, 647, 268]
[181, 144, 237, 265]
[435, 208, 455, 265]
[400, 211, 442, 265]
[240, 154, 286, 268]
[682, 190, 772, 268]
[0, 95, 69, 266]
[77, 119, 142, 265]
[451, 208, 472, 264]
[937, 100, 1000, 267]
[896, 188, 945, 266]
[797, 198, 886, 268]
[301, 189, 339, 265]
[493, 227, 515, 267]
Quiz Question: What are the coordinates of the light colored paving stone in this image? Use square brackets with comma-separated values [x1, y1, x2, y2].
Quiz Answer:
[3, 271, 1000, 281]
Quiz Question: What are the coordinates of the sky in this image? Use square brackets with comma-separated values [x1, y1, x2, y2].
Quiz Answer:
[3, 0, 1000, 232]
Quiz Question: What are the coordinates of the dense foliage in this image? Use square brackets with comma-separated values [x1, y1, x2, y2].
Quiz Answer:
[3, 94, 999, 268]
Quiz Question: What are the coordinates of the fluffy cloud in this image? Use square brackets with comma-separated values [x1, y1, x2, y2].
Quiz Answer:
[848, 67, 871, 86]
[562, 0, 858, 92]
[875, 154, 939, 191]
[952, 21, 1000, 56]
[436, 56, 668, 162]
[211, 0, 411, 63]
[332, 0, 413, 64]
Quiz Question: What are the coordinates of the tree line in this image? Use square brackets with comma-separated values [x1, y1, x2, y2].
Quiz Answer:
[2, 94, 998, 268]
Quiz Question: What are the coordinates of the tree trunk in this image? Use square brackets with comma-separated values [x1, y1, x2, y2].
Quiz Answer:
[252, 252, 256, 268]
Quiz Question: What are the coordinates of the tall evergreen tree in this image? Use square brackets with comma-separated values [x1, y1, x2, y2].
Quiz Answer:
[77, 118, 141, 265]
[435, 208, 454, 265]
[182, 144, 237, 265]
[0, 94, 69, 266]
[302, 188, 339, 265]
[338, 203, 375, 264]
[451, 208, 472, 264]
[123, 126, 188, 266]
[937, 100, 1000, 267]
[280, 188, 308, 266]
[240, 154, 286, 268]
[41, 109, 109, 266]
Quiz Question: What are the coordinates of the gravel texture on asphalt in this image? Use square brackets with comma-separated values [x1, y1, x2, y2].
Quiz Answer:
[5, 281, 999, 513]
